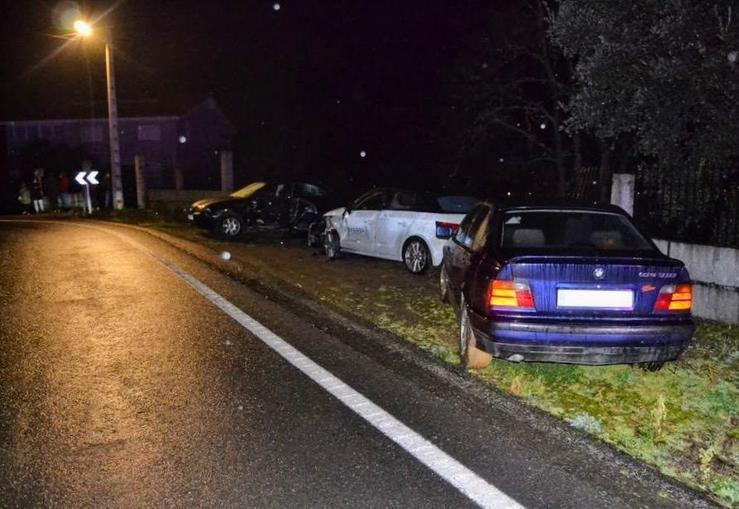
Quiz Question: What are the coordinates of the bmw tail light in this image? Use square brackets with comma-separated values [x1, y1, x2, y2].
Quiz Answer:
[435, 221, 459, 239]
[654, 283, 692, 312]
[488, 279, 535, 309]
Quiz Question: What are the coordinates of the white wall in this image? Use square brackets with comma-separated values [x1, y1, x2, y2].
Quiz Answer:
[653, 239, 739, 324]
[610, 174, 738, 323]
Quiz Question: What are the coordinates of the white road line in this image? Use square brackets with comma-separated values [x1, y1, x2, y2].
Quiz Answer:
[1, 220, 524, 509]
[169, 267, 524, 509]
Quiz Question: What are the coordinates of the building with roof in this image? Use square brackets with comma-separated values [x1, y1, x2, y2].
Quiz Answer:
[0, 98, 235, 200]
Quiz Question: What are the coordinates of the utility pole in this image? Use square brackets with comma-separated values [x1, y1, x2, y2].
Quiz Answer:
[220, 151, 234, 193]
[72, 21, 123, 209]
[104, 31, 124, 210]
[134, 155, 147, 209]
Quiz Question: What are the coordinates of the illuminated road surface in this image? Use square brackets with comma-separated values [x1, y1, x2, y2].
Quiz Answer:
[0, 220, 712, 508]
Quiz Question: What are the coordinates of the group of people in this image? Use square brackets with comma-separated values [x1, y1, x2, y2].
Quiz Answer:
[16, 168, 109, 214]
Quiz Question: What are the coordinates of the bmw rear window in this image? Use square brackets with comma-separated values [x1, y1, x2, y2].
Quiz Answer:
[500, 210, 655, 253]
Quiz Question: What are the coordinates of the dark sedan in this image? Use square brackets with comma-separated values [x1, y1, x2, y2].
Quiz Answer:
[188, 182, 339, 239]
[440, 203, 694, 370]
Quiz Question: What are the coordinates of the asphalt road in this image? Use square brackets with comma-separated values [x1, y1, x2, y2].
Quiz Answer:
[0, 220, 714, 508]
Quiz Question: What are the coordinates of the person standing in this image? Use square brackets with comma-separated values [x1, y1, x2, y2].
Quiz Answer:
[31, 169, 45, 214]
[44, 170, 58, 211]
[58, 170, 71, 210]
[17, 182, 31, 214]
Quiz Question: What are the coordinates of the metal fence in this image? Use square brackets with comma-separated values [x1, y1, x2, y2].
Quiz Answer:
[634, 166, 739, 248]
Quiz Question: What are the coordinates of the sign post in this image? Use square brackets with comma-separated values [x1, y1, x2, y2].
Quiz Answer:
[75, 171, 99, 215]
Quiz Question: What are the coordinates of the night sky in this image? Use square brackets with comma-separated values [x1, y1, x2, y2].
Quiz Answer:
[1, 0, 500, 192]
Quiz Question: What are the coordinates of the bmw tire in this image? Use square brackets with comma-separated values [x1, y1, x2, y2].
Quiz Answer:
[459, 295, 492, 370]
[439, 264, 451, 303]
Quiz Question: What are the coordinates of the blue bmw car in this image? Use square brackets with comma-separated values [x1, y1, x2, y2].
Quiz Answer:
[440, 203, 694, 370]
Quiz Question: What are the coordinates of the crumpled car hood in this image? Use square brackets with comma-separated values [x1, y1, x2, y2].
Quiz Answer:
[323, 206, 346, 218]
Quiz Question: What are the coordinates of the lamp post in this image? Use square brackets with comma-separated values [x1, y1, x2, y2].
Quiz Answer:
[74, 20, 124, 210]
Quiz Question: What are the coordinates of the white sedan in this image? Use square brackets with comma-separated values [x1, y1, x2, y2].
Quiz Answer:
[322, 189, 477, 274]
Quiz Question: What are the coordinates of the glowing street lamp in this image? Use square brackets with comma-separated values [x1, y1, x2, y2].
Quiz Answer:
[73, 20, 92, 37]
[74, 19, 124, 210]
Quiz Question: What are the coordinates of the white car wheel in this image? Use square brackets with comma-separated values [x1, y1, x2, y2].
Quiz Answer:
[403, 238, 430, 275]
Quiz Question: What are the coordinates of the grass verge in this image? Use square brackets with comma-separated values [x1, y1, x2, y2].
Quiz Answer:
[308, 278, 739, 507]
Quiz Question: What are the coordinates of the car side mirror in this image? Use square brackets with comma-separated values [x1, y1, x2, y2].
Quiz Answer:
[343, 206, 351, 218]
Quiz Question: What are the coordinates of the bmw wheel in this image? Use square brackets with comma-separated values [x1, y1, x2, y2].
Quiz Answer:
[403, 238, 431, 274]
[439, 264, 450, 303]
[459, 295, 492, 370]
[218, 214, 243, 239]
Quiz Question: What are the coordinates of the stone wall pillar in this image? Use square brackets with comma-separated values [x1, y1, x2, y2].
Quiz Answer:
[610, 173, 635, 216]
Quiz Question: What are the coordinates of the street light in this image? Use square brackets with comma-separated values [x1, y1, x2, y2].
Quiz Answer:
[73, 20, 92, 37]
[75, 19, 124, 210]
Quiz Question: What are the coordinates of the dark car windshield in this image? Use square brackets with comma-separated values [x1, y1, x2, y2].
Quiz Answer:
[500, 210, 655, 253]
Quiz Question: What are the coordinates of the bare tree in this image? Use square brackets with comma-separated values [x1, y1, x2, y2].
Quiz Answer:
[459, 0, 580, 199]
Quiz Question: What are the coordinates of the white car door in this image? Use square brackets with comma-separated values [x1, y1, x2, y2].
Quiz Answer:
[342, 189, 387, 254]
[375, 190, 416, 260]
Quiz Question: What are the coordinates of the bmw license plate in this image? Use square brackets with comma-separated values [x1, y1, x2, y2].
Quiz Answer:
[187, 214, 194, 221]
[557, 289, 633, 309]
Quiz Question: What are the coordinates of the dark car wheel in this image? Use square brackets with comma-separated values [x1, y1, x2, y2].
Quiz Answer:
[288, 197, 312, 230]
[403, 238, 431, 275]
[439, 264, 450, 303]
[459, 295, 492, 370]
[325, 230, 341, 260]
[218, 214, 243, 239]
[307, 220, 324, 248]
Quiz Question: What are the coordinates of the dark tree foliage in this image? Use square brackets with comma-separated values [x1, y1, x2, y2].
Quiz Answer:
[550, 1, 739, 173]
[455, 0, 598, 201]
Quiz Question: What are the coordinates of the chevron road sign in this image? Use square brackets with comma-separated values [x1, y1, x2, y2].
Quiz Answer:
[75, 171, 100, 214]
[75, 171, 99, 186]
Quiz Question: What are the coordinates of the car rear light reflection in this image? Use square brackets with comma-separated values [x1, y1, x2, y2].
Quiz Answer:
[435, 221, 459, 239]
[654, 283, 692, 312]
[488, 279, 535, 309]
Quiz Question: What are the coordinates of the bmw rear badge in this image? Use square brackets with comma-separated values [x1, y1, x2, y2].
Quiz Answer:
[593, 267, 606, 280]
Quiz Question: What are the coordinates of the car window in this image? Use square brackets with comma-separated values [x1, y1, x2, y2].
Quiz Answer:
[437, 196, 479, 214]
[471, 208, 492, 251]
[355, 190, 386, 210]
[500, 210, 654, 252]
[254, 183, 280, 198]
[454, 206, 485, 249]
[245, 184, 281, 207]
[388, 191, 416, 210]
[294, 183, 327, 198]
